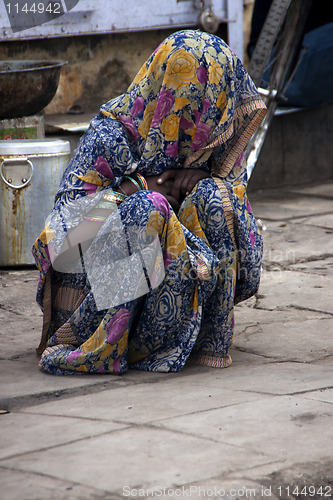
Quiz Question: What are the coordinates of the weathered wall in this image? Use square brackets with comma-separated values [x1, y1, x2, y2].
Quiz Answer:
[0, 1, 252, 114]
[0, 30, 176, 114]
[1, 5, 332, 189]
[248, 103, 333, 191]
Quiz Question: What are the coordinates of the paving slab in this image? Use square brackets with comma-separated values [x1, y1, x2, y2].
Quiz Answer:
[154, 396, 333, 465]
[251, 195, 333, 221]
[234, 317, 333, 362]
[260, 223, 333, 265]
[0, 468, 119, 500]
[234, 303, 324, 331]
[0, 184, 332, 499]
[0, 358, 126, 407]
[227, 345, 276, 365]
[292, 212, 333, 230]
[287, 183, 333, 199]
[0, 269, 42, 360]
[288, 257, 333, 278]
[0, 426, 271, 495]
[256, 269, 333, 314]
[20, 376, 268, 425]
[184, 361, 333, 395]
[300, 387, 333, 404]
[314, 354, 333, 365]
[0, 412, 127, 460]
[0, 317, 42, 360]
[0, 269, 40, 317]
[230, 459, 333, 499]
[257, 459, 333, 500]
[146, 479, 279, 500]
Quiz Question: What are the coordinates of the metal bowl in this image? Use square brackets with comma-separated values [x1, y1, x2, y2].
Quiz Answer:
[0, 60, 67, 120]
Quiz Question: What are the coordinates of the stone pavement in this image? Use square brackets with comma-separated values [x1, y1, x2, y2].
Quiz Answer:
[0, 183, 332, 500]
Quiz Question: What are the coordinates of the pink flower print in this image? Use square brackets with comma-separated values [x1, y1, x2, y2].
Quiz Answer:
[163, 250, 172, 268]
[150, 270, 160, 288]
[118, 114, 140, 140]
[40, 253, 50, 273]
[67, 350, 82, 363]
[234, 151, 245, 168]
[191, 121, 211, 151]
[151, 88, 174, 127]
[93, 156, 114, 180]
[246, 197, 253, 214]
[147, 191, 171, 219]
[83, 182, 98, 196]
[107, 308, 131, 344]
[113, 357, 121, 372]
[202, 98, 211, 114]
[180, 116, 193, 130]
[46, 244, 56, 265]
[131, 96, 145, 117]
[197, 66, 208, 84]
[166, 141, 178, 158]
[97, 365, 107, 373]
[249, 230, 256, 248]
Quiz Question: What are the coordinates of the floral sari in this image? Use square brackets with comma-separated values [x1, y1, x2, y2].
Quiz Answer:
[32, 30, 266, 375]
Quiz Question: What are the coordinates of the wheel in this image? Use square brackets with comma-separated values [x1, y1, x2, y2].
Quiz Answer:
[245, 0, 313, 178]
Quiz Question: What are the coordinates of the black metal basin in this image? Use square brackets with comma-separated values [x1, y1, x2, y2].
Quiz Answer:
[0, 60, 67, 120]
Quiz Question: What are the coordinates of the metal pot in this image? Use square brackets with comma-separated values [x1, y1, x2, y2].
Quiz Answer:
[0, 139, 71, 266]
[0, 60, 67, 120]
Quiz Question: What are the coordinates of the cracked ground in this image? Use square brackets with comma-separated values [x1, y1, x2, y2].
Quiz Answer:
[0, 184, 332, 500]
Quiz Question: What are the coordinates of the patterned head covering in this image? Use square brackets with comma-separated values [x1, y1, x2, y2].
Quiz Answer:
[100, 29, 266, 178]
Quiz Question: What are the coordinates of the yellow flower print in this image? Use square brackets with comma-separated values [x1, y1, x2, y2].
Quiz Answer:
[166, 214, 187, 258]
[100, 342, 116, 360]
[233, 183, 246, 201]
[174, 96, 190, 112]
[216, 91, 229, 124]
[146, 211, 165, 237]
[138, 100, 157, 139]
[156, 39, 176, 64]
[101, 110, 117, 119]
[76, 365, 89, 373]
[38, 223, 55, 245]
[209, 59, 223, 85]
[164, 48, 199, 90]
[147, 39, 175, 80]
[77, 171, 104, 186]
[192, 287, 199, 311]
[216, 91, 227, 110]
[116, 330, 128, 356]
[185, 124, 196, 140]
[179, 205, 206, 240]
[81, 324, 107, 353]
[133, 62, 148, 84]
[161, 114, 180, 142]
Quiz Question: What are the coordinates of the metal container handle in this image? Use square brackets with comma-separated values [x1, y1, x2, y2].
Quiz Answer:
[0, 158, 34, 189]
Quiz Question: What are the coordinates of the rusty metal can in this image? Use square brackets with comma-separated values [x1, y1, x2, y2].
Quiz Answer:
[0, 139, 71, 266]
